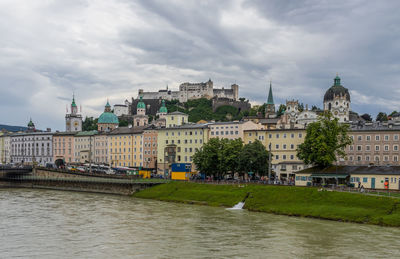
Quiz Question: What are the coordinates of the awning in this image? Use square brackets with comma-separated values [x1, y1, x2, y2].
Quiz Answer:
[311, 174, 348, 179]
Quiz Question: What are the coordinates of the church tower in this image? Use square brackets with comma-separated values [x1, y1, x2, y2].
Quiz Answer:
[323, 74, 351, 122]
[65, 94, 83, 132]
[265, 82, 276, 118]
[133, 96, 149, 127]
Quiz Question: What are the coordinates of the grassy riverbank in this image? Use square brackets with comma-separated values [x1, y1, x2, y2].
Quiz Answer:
[133, 182, 400, 227]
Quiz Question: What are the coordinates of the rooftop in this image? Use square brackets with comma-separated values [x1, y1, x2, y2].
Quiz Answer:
[297, 165, 400, 175]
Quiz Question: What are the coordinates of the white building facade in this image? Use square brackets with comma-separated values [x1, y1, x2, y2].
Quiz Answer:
[10, 132, 53, 165]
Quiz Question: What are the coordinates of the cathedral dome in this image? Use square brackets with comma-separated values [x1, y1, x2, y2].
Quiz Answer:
[98, 101, 118, 124]
[323, 75, 350, 102]
[98, 112, 119, 124]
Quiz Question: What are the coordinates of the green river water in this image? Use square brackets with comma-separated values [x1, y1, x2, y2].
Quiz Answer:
[1, 189, 399, 258]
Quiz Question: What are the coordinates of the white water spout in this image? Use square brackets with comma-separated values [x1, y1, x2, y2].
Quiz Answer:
[227, 201, 245, 210]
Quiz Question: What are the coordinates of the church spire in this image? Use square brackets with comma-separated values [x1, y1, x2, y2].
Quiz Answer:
[267, 81, 274, 105]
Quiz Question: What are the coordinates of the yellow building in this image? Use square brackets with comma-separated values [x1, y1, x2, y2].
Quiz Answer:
[157, 124, 209, 176]
[74, 131, 97, 163]
[107, 126, 145, 168]
[165, 111, 189, 128]
[244, 128, 307, 182]
[94, 133, 109, 165]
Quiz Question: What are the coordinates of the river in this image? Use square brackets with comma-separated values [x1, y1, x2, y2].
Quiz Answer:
[1, 189, 400, 258]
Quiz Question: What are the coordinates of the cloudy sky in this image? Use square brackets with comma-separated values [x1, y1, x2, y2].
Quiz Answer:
[1, 0, 400, 130]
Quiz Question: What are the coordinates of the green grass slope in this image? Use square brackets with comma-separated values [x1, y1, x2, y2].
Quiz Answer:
[133, 182, 400, 227]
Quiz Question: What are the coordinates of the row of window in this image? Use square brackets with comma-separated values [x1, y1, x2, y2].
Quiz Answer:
[275, 154, 296, 160]
[211, 131, 239, 136]
[166, 131, 203, 136]
[166, 139, 203, 145]
[247, 133, 303, 139]
[350, 135, 400, 141]
[348, 155, 399, 162]
[211, 126, 239, 129]
[349, 145, 399, 152]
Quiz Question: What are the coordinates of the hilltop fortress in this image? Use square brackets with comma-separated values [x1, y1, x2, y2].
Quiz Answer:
[138, 79, 239, 103]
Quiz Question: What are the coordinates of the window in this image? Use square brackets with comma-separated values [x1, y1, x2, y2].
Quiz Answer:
[283, 133, 287, 138]
[290, 144, 294, 149]
[275, 144, 279, 149]
[384, 135, 389, 141]
[366, 135, 371, 141]
[366, 156, 370, 161]
[275, 155, 279, 160]
[290, 155, 294, 160]
[349, 145, 354, 151]
[375, 145, 380, 151]
[357, 156, 361, 161]
[384, 145, 389, 151]
[283, 144, 287, 149]
[299, 133, 303, 138]
[366, 145, 370, 151]
[357, 136, 362, 141]
[291, 133, 294, 138]
[363, 177, 368, 183]
[276, 134, 279, 138]
[375, 135, 380, 141]
[394, 145, 398, 151]
[357, 145, 362, 151]
[384, 156, 389, 162]
[282, 155, 286, 160]
[394, 135, 399, 141]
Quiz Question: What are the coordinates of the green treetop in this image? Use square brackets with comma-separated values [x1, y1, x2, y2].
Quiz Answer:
[297, 112, 353, 167]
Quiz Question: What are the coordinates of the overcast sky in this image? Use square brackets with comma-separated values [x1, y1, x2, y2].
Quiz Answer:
[1, 0, 400, 130]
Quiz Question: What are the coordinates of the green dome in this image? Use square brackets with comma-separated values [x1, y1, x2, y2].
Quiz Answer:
[159, 100, 168, 113]
[137, 96, 145, 109]
[98, 112, 119, 124]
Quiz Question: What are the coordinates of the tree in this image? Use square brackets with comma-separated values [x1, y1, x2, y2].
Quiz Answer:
[376, 112, 388, 122]
[361, 113, 372, 122]
[238, 140, 270, 177]
[119, 119, 129, 127]
[297, 112, 353, 167]
[82, 117, 98, 131]
[390, 111, 398, 117]
[193, 138, 243, 179]
[298, 103, 304, 112]
[276, 104, 286, 117]
[311, 105, 320, 112]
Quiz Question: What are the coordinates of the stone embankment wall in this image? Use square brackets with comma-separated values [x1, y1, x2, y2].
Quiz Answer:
[0, 168, 160, 195]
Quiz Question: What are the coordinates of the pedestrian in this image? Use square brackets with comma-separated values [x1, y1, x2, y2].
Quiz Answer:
[358, 181, 361, 189]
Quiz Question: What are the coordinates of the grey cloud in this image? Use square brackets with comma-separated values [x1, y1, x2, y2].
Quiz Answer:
[0, 0, 400, 129]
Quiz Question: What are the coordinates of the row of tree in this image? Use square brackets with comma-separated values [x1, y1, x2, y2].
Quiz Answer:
[193, 138, 270, 179]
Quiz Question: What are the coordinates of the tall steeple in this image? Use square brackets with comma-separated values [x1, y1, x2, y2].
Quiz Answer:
[267, 81, 274, 105]
[265, 81, 276, 118]
[71, 94, 78, 115]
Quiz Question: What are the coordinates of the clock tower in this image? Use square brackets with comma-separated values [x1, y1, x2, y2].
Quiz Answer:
[65, 94, 83, 132]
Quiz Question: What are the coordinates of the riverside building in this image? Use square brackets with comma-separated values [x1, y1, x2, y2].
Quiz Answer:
[74, 131, 97, 163]
[244, 128, 307, 182]
[10, 131, 53, 165]
[339, 122, 400, 166]
[157, 124, 209, 176]
[209, 121, 260, 140]
[53, 132, 76, 164]
[108, 126, 146, 168]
